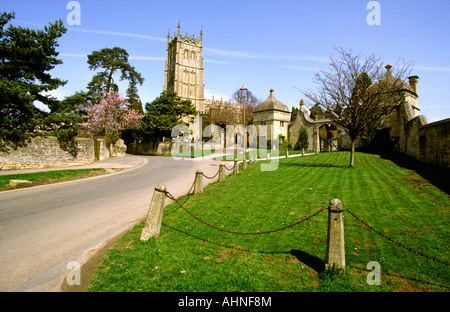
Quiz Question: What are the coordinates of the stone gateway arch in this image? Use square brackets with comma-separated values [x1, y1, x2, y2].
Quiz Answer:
[289, 99, 345, 153]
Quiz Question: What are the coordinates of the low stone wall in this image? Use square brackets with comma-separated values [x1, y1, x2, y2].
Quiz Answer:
[0, 136, 127, 170]
[111, 139, 127, 157]
[94, 139, 110, 161]
[0, 136, 96, 170]
[127, 141, 173, 156]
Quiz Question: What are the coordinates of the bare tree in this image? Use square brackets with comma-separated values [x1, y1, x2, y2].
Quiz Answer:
[232, 89, 260, 127]
[206, 101, 239, 147]
[207, 102, 238, 129]
[303, 48, 413, 167]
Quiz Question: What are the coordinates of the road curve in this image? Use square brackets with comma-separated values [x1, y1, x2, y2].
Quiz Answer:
[0, 155, 227, 292]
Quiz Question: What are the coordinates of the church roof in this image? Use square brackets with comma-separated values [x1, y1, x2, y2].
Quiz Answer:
[254, 89, 290, 113]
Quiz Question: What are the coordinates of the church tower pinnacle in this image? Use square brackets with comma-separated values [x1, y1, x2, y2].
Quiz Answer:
[163, 22, 205, 112]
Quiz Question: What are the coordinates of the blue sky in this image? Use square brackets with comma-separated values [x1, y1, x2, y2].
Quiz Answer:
[3, 0, 450, 122]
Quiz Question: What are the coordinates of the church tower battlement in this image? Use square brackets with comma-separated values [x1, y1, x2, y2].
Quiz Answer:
[163, 22, 205, 112]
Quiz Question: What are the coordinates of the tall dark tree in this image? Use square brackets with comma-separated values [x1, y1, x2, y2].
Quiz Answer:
[126, 77, 144, 113]
[290, 107, 299, 122]
[296, 126, 309, 154]
[303, 47, 412, 167]
[86, 47, 144, 102]
[50, 90, 90, 114]
[136, 91, 196, 141]
[309, 103, 323, 120]
[0, 11, 67, 140]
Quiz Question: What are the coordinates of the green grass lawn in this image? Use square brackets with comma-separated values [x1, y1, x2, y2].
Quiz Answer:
[211, 148, 311, 160]
[0, 168, 106, 191]
[87, 152, 450, 292]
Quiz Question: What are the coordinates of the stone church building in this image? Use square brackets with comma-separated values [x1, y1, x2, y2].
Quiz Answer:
[163, 22, 205, 113]
[162, 23, 448, 167]
[163, 23, 291, 146]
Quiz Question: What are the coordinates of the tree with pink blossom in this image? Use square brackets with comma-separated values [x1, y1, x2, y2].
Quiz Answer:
[86, 91, 144, 141]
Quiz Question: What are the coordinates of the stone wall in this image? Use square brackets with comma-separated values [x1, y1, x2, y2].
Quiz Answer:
[127, 141, 173, 156]
[0, 136, 126, 170]
[394, 98, 449, 168]
[0, 136, 95, 170]
[94, 139, 110, 161]
[418, 118, 450, 168]
[111, 139, 127, 157]
[402, 115, 427, 161]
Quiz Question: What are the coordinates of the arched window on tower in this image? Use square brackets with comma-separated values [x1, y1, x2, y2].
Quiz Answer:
[184, 50, 189, 65]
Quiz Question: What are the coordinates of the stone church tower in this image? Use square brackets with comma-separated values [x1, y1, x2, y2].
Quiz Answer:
[163, 22, 205, 112]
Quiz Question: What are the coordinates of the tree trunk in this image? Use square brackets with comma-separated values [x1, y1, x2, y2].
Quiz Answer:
[349, 140, 356, 168]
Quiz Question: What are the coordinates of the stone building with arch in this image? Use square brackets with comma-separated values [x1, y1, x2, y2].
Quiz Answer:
[288, 99, 343, 153]
[289, 64, 449, 169]
[288, 65, 422, 154]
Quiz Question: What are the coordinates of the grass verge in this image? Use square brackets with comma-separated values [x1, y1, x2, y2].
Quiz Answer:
[0, 168, 108, 192]
[87, 152, 449, 292]
[173, 147, 313, 160]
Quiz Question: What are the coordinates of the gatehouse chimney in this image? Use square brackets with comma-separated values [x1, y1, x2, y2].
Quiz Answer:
[408, 75, 419, 94]
[385, 64, 393, 77]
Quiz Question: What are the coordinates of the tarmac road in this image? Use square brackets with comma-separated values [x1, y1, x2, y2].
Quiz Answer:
[0, 154, 230, 292]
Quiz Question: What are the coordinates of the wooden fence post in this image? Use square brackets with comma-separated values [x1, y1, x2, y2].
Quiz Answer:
[325, 198, 346, 271]
[234, 160, 239, 175]
[140, 184, 167, 241]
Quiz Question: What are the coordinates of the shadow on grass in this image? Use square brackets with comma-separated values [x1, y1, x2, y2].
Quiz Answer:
[162, 223, 328, 272]
[380, 152, 450, 194]
[290, 249, 325, 274]
[279, 162, 348, 169]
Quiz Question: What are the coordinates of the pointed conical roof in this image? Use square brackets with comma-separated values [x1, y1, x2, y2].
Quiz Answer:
[254, 89, 289, 113]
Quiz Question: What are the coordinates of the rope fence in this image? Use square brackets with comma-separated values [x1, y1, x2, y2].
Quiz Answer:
[165, 189, 327, 235]
[140, 159, 450, 269]
[223, 164, 235, 171]
[345, 208, 449, 266]
[201, 171, 220, 180]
